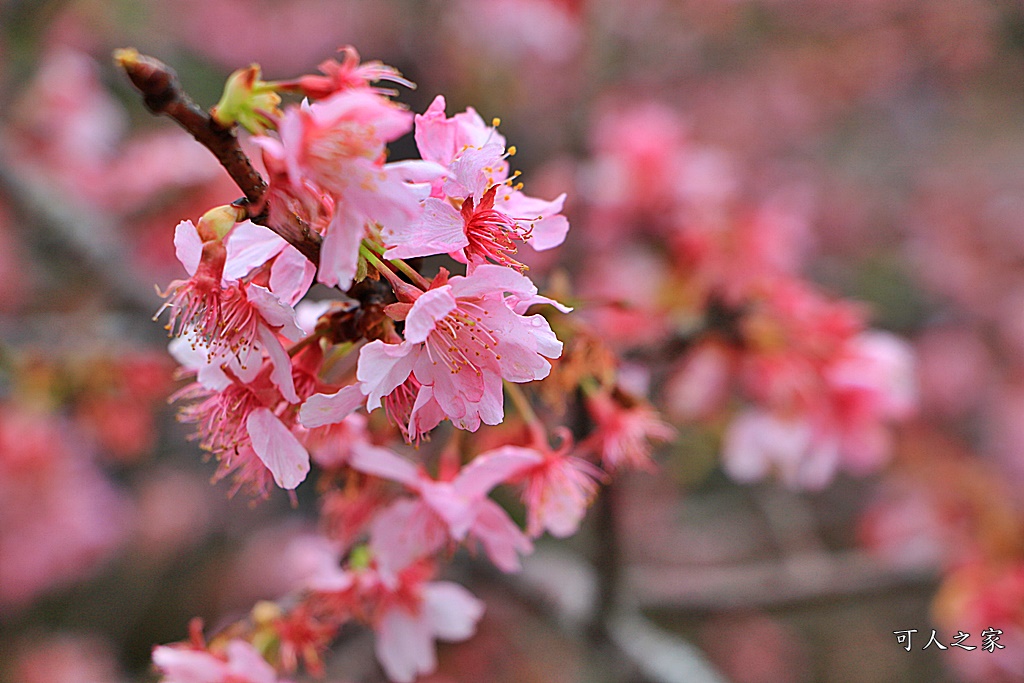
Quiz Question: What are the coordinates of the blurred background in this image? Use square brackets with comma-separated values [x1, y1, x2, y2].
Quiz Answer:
[2, 1, 1024, 681]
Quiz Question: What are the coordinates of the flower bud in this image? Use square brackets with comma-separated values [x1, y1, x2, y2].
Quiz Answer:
[211, 65, 282, 135]
[196, 204, 245, 242]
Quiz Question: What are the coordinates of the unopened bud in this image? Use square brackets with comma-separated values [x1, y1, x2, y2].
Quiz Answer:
[197, 204, 245, 241]
[211, 65, 282, 135]
[252, 600, 282, 625]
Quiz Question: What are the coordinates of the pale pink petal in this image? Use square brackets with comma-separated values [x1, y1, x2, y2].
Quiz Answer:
[269, 246, 315, 306]
[421, 582, 485, 641]
[383, 197, 469, 260]
[224, 640, 277, 683]
[404, 286, 458, 344]
[419, 481, 475, 541]
[498, 192, 569, 250]
[295, 300, 332, 336]
[447, 263, 537, 300]
[348, 442, 421, 487]
[508, 292, 573, 315]
[455, 446, 542, 499]
[444, 143, 506, 200]
[246, 408, 310, 490]
[246, 285, 303, 341]
[469, 499, 532, 572]
[299, 385, 366, 429]
[386, 159, 450, 184]
[223, 221, 287, 283]
[357, 340, 417, 410]
[174, 220, 203, 277]
[369, 499, 447, 577]
[318, 208, 364, 289]
[168, 336, 231, 391]
[152, 646, 226, 683]
[375, 606, 435, 683]
[258, 325, 299, 404]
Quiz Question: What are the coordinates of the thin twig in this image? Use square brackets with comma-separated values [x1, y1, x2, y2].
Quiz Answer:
[113, 49, 322, 266]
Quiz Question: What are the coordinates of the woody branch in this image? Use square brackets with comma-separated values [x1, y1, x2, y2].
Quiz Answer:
[114, 49, 323, 266]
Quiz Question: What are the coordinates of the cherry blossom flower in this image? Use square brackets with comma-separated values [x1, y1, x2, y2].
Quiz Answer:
[373, 574, 484, 683]
[255, 90, 443, 289]
[279, 46, 414, 99]
[357, 265, 563, 433]
[383, 96, 568, 269]
[585, 390, 676, 471]
[160, 219, 303, 404]
[172, 343, 310, 495]
[478, 439, 604, 538]
[348, 443, 533, 574]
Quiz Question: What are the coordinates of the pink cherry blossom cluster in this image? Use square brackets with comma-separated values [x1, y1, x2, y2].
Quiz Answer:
[574, 102, 916, 489]
[145, 48, 662, 683]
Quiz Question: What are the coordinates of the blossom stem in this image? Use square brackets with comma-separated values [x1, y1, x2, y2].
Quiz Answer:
[361, 239, 430, 289]
[359, 244, 406, 290]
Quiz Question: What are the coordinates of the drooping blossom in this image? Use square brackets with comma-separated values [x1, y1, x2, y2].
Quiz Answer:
[585, 389, 676, 471]
[476, 436, 604, 539]
[356, 265, 563, 434]
[171, 339, 310, 495]
[373, 568, 485, 683]
[295, 552, 485, 683]
[159, 218, 303, 404]
[347, 443, 533, 574]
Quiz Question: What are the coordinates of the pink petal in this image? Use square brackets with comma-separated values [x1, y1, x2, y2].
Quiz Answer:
[455, 446, 542, 499]
[174, 220, 203, 277]
[348, 443, 421, 487]
[318, 208, 364, 289]
[223, 221, 287, 283]
[383, 197, 469, 260]
[246, 285, 303, 342]
[375, 604, 435, 683]
[404, 286, 457, 344]
[447, 263, 537, 300]
[246, 408, 310, 490]
[470, 499, 532, 572]
[258, 325, 299, 404]
[421, 582, 484, 641]
[369, 499, 447, 577]
[357, 340, 417, 411]
[269, 245, 316, 306]
[152, 646, 227, 683]
[224, 640, 278, 683]
[499, 191, 569, 250]
[299, 385, 366, 428]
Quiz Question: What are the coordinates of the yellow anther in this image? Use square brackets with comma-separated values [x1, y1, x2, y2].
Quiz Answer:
[507, 145, 517, 156]
[492, 117, 501, 127]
